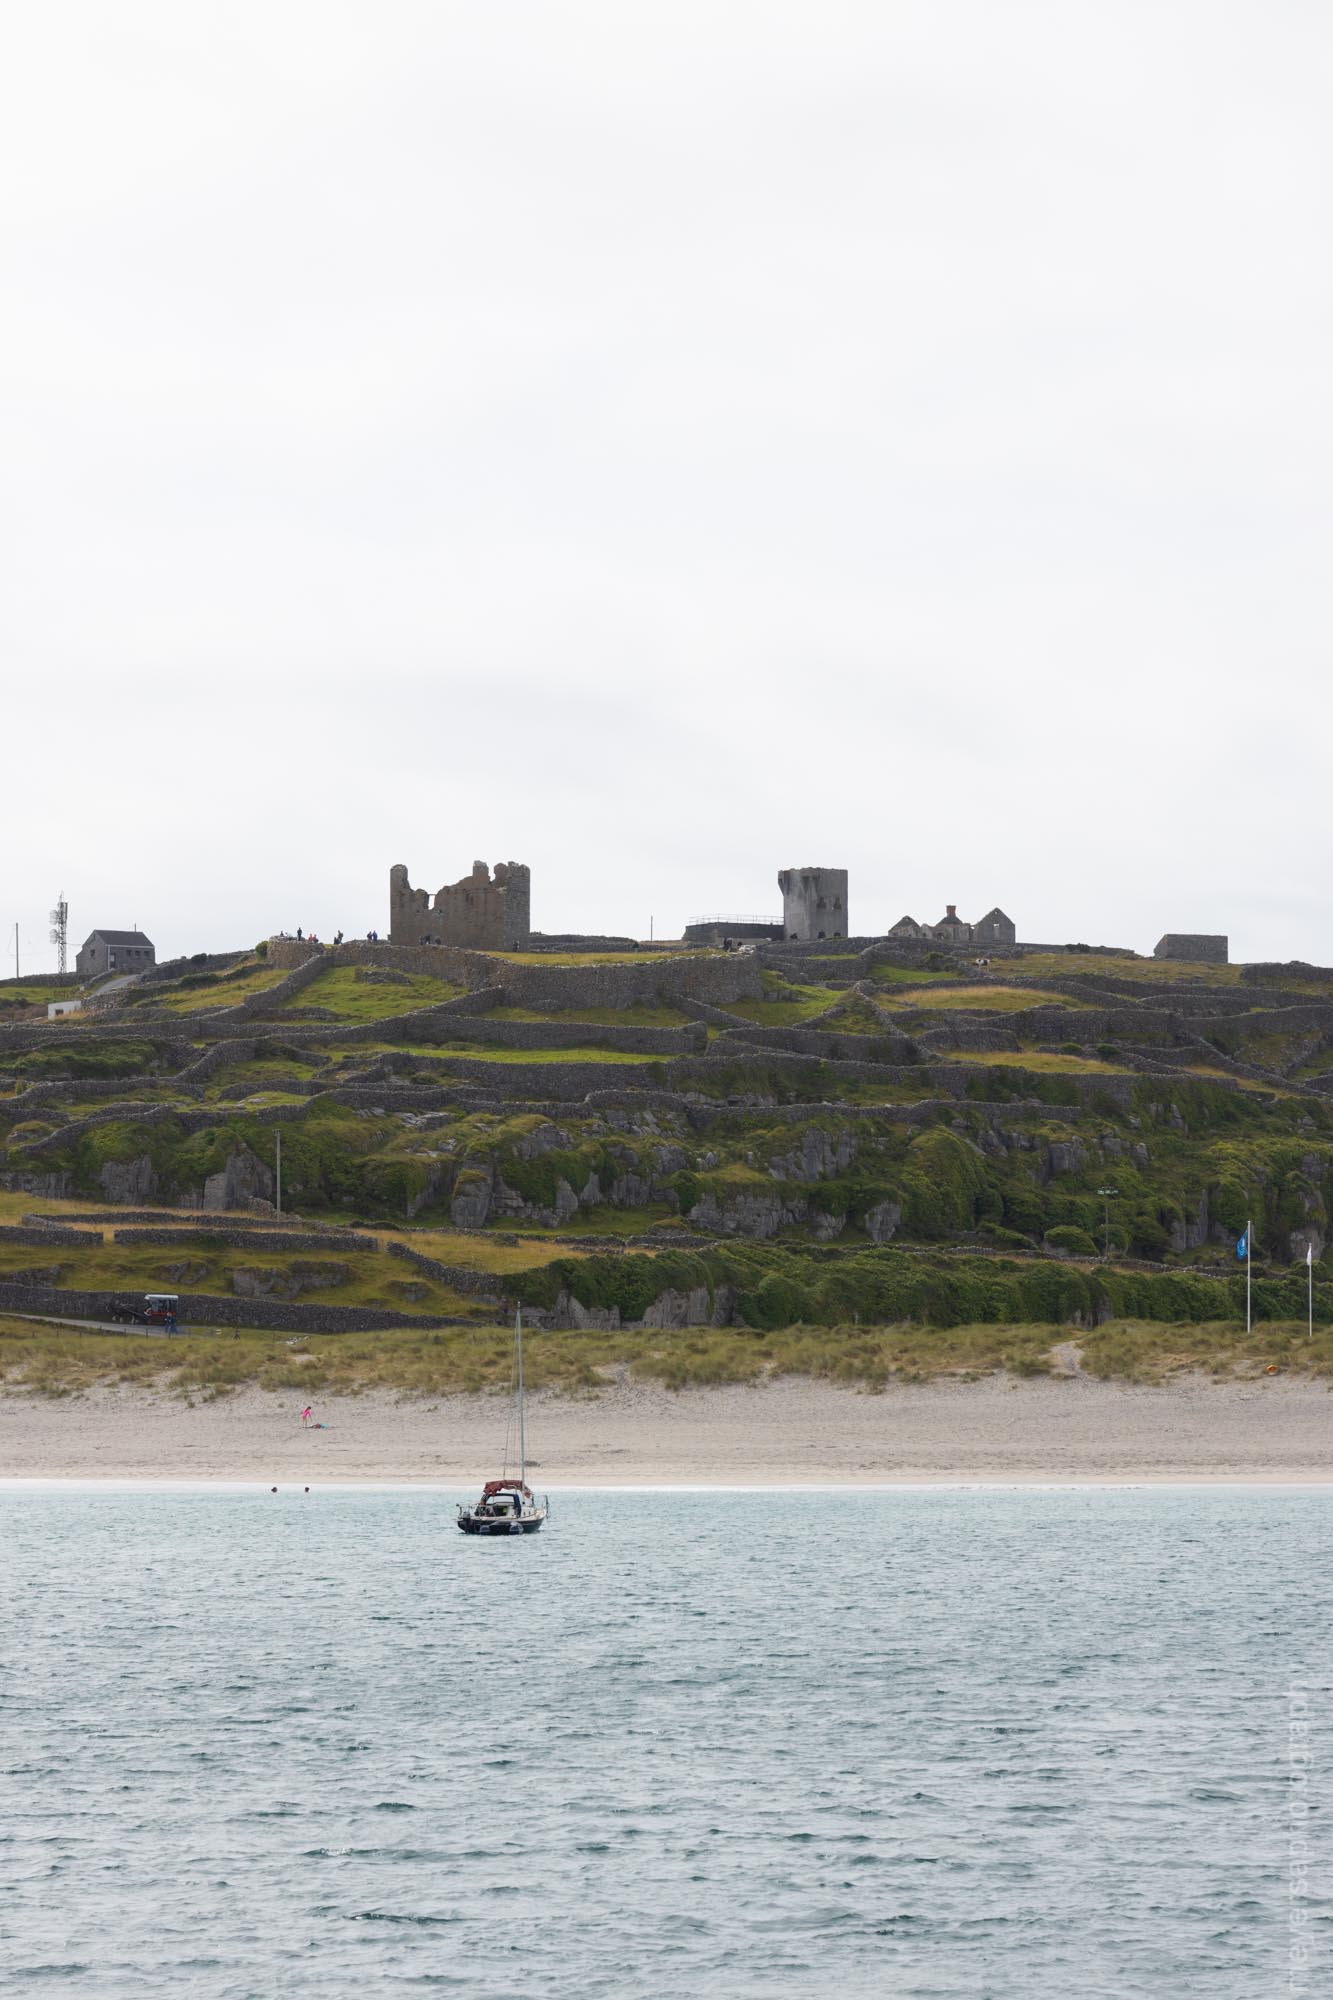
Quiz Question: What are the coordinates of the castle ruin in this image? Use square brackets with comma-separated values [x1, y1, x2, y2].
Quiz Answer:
[779, 867, 848, 941]
[390, 859, 531, 951]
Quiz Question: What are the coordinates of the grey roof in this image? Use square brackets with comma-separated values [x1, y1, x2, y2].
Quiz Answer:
[84, 929, 154, 947]
[889, 915, 920, 930]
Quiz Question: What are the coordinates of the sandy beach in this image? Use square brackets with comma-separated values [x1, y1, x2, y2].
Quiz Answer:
[2, 1373, 1332, 1484]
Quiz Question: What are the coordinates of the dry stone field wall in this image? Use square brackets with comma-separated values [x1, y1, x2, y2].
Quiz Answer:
[3, 936, 1333, 1330]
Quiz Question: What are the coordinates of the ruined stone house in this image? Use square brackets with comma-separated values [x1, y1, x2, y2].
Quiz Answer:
[889, 904, 1016, 947]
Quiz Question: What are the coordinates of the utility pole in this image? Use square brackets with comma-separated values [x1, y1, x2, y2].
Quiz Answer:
[12, 922, 18, 980]
[275, 1128, 282, 1217]
[1097, 1185, 1118, 1260]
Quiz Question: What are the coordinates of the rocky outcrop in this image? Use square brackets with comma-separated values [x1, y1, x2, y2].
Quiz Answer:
[639, 1284, 735, 1328]
[864, 1199, 902, 1245]
[201, 1145, 275, 1212]
[99, 1155, 157, 1204]
[1169, 1192, 1210, 1253]
[770, 1127, 856, 1185]
[230, 1261, 349, 1299]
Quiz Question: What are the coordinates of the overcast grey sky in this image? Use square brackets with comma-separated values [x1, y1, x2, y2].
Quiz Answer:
[3, 1, 1329, 969]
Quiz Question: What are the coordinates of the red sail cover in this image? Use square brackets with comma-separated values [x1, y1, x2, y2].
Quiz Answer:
[481, 1480, 532, 1499]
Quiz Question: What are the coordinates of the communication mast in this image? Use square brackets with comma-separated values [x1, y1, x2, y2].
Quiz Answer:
[49, 893, 69, 975]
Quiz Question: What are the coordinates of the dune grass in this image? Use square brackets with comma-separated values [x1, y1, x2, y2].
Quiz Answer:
[1, 1315, 1327, 1400]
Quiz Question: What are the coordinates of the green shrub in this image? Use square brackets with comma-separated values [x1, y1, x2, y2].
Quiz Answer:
[1044, 1225, 1098, 1256]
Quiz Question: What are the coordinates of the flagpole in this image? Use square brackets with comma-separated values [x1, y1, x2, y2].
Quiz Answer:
[1309, 1243, 1314, 1341]
[1245, 1218, 1251, 1335]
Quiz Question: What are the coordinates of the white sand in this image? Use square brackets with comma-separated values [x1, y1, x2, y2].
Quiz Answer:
[1, 1374, 1331, 1484]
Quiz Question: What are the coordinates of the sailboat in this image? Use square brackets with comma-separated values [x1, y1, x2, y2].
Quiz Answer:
[456, 1307, 549, 1536]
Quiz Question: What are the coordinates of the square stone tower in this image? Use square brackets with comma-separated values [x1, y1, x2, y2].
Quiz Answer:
[778, 867, 849, 941]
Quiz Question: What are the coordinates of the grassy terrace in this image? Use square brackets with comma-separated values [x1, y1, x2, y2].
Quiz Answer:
[143, 962, 291, 1013]
[436, 1044, 659, 1065]
[0, 1236, 489, 1318]
[882, 983, 1089, 1013]
[950, 1050, 1130, 1075]
[488, 1003, 691, 1026]
[1011, 952, 1245, 987]
[486, 949, 675, 966]
[1, 1314, 1328, 1398]
[0, 982, 80, 1016]
[279, 966, 467, 1019]
[722, 983, 843, 1026]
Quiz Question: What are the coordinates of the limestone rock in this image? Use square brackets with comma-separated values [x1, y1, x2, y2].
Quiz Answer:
[202, 1145, 274, 1212]
[1169, 1192, 1210, 1253]
[864, 1199, 902, 1245]
[450, 1165, 493, 1228]
[100, 1155, 157, 1204]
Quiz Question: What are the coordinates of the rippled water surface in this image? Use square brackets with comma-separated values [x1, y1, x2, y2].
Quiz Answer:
[2, 1486, 1330, 1997]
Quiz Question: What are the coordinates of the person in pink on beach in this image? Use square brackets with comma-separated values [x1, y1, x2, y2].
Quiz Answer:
[301, 1406, 313, 1427]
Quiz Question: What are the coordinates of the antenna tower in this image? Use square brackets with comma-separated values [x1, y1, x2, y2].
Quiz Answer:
[49, 893, 69, 975]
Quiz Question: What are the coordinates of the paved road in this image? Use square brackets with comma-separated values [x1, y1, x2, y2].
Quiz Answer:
[8, 1312, 190, 1339]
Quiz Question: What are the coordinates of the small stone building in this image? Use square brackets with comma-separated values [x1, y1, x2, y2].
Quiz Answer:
[778, 867, 849, 940]
[75, 929, 156, 980]
[390, 859, 531, 951]
[1154, 933, 1228, 964]
[973, 906, 1016, 947]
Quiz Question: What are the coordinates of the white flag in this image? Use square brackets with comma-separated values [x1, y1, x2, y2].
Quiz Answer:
[1309, 1242, 1315, 1267]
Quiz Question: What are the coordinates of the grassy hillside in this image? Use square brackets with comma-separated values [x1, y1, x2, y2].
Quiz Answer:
[3, 938, 1332, 1346]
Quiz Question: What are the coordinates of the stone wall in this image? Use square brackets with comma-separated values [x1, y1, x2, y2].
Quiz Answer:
[390, 859, 531, 950]
[385, 1240, 506, 1301]
[0, 1223, 103, 1247]
[111, 1226, 377, 1254]
[0, 1282, 469, 1333]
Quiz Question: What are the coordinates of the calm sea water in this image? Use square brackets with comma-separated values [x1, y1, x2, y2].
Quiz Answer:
[1, 1486, 1329, 1998]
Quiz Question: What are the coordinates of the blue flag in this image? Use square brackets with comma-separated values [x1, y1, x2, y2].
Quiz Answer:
[1236, 1228, 1248, 1260]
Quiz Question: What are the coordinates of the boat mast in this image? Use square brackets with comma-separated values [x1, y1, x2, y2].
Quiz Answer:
[516, 1305, 526, 1493]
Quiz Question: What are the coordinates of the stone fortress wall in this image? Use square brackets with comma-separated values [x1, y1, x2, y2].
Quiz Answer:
[390, 859, 530, 950]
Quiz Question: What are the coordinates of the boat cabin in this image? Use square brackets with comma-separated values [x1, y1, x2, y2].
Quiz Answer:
[475, 1479, 533, 1517]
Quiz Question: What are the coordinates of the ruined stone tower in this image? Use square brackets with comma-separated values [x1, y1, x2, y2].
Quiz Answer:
[390, 859, 531, 951]
[778, 867, 849, 941]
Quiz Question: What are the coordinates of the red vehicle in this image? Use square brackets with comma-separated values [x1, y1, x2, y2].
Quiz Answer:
[142, 1294, 180, 1329]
